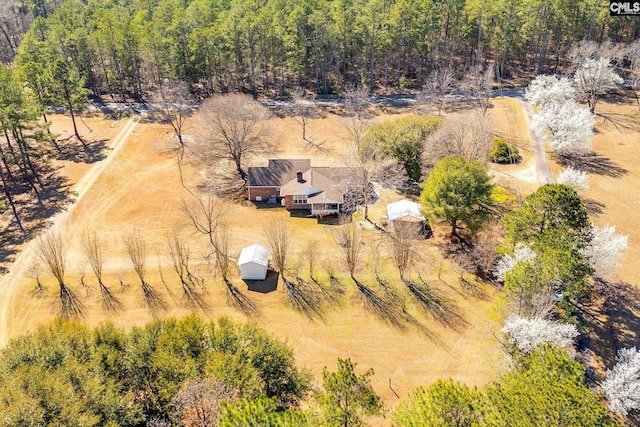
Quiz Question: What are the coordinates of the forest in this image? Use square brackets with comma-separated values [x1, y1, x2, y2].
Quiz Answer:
[2, 0, 639, 100]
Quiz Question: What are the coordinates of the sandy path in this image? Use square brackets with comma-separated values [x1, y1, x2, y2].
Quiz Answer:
[516, 99, 553, 184]
[0, 116, 139, 346]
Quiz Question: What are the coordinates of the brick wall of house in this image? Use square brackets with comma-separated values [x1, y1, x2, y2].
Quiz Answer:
[283, 195, 310, 210]
[248, 186, 279, 201]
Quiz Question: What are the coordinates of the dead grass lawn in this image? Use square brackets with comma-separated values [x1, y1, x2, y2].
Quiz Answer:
[3, 107, 504, 423]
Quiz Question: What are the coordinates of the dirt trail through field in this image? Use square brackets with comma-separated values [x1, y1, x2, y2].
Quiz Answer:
[0, 116, 139, 346]
[516, 99, 553, 184]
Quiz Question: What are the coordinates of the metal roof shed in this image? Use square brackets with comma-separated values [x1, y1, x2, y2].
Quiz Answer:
[386, 200, 431, 237]
[387, 200, 425, 222]
[237, 244, 270, 280]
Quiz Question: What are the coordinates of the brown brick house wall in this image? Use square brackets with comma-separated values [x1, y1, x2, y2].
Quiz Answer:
[248, 186, 279, 201]
[283, 195, 310, 210]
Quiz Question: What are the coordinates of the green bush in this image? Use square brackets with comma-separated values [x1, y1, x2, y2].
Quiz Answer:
[490, 138, 521, 164]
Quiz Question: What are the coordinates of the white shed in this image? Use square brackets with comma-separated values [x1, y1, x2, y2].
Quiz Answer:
[386, 199, 431, 237]
[237, 244, 270, 280]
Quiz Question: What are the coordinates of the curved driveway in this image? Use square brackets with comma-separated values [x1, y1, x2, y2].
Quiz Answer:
[496, 90, 553, 184]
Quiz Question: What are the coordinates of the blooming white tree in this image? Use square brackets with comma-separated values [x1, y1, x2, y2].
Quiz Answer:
[495, 246, 536, 281]
[524, 75, 576, 109]
[502, 315, 579, 355]
[581, 224, 628, 279]
[601, 347, 640, 415]
[556, 167, 589, 191]
[531, 100, 594, 155]
[574, 57, 623, 113]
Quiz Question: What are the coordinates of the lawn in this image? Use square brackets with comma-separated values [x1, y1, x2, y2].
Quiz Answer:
[1, 106, 505, 424]
[10, 92, 640, 423]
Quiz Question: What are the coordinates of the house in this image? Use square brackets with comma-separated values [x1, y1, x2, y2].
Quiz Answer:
[247, 159, 365, 216]
[386, 199, 432, 237]
[237, 244, 270, 280]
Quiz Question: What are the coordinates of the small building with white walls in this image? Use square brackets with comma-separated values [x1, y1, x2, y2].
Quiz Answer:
[237, 244, 270, 280]
[386, 199, 431, 237]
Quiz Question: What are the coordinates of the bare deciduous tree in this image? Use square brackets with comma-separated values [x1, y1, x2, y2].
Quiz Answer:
[81, 231, 123, 312]
[171, 379, 238, 427]
[339, 136, 383, 222]
[123, 231, 166, 312]
[35, 231, 84, 318]
[344, 85, 371, 121]
[168, 232, 207, 310]
[465, 65, 494, 115]
[196, 94, 273, 183]
[303, 239, 319, 282]
[181, 187, 225, 259]
[624, 40, 640, 110]
[421, 66, 456, 116]
[342, 86, 371, 152]
[213, 224, 259, 317]
[335, 223, 406, 327]
[152, 79, 195, 149]
[466, 226, 501, 282]
[291, 90, 325, 152]
[389, 226, 418, 280]
[212, 224, 231, 281]
[335, 223, 361, 280]
[266, 218, 325, 317]
[265, 217, 290, 277]
[429, 112, 493, 162]
[568, 40, 623, 72]
[28, 261, 46, 298]
[322, 260, 343, 291]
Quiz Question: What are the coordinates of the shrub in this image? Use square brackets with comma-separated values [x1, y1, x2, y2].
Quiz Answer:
[490, 138, 521, 164]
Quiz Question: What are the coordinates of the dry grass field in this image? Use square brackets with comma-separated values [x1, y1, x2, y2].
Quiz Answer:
[0, 105, 506, 424]
[1, 93, 639, 423]
[571, 96, 640, 377]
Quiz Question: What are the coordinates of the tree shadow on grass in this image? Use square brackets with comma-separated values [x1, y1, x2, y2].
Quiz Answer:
[282, 276, 327, 321]
[0, 222, 28, 273]
[583, 198, 605, 216]
[604, 280, 640, 349]
[50, 137, 109, 163]
[559, 152, 627, 178]
[582, 279, 640, 372]
[225, 278, 262, 317]
[0, 167, 74, 267]
[19, 173, 73, 226]
[351, 276, 441, 342]
[458, 276, 490, 301]
[403, 278, 468, 332]
[595, 101, 640, 132]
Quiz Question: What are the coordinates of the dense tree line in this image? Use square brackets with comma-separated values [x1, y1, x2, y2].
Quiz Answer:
[8, 0, 640, 100]
[0, 316, 621, 426]
[0, 315, 311, 426]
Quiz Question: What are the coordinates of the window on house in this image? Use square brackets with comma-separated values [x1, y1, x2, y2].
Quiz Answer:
[293, 195, 307, 204]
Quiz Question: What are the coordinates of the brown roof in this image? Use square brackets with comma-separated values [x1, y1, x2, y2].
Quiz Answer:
[280, 166, 363, 204]
[247, 159, 311, 187]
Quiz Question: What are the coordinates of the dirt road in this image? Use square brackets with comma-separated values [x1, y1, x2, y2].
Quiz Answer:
[517, 100, 553, 184]
[0, 116, 139, 346]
